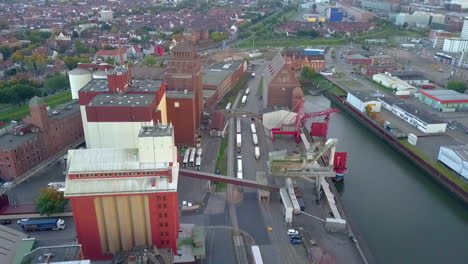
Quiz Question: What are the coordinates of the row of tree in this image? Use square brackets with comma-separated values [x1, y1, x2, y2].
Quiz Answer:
[0, 74, 69, 104]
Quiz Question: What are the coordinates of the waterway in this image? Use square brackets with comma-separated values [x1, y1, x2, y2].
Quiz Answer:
[305, 95, 468, 264]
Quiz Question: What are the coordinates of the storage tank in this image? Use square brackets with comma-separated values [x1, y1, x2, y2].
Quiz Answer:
[93, 70, 107, 79]
[68, 68, 92, 100]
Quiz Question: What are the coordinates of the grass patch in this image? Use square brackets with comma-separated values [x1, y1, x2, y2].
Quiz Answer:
[213, 135, 229, 190]
[219, 75, 248, 109]
[400, 140, 468, 192]
[0, 103, 12, 110]
[328, 86, 347, 96]
[178, 238, 194, 247]
[0, 92, 73, 122]
[257, 77, 263, 97]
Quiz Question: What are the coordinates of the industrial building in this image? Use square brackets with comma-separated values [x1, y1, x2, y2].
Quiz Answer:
[387, 71, 430, 86]
[282, 49, 326, 71]
[65, 124, 180, 261]
[77, 66, 168, 149]
[442, 38, 468, 53]
[262, 53, 303, 110]
[336, 3, 374, 22]
[203, 60, 246, 111]
[418, 90, 468, 112]
[0, 97, 83, 180]
[438, 145, 468, 180]
[391, 103, 447, 133]
[70, 42, 202, 147]
[361, 65, 395, 76]
[164, 42, 203, 146]
[395, 12, 445, 27]
[429, 29, 452, 41]
[346, 90, 382, 113]
[372, 73, 418, 97]
[327, 7, 345, 22]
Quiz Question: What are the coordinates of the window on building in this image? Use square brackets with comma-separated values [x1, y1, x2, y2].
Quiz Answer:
[160, 232, 164, 236]
[159, 213, 163, 218]
[164, 222, 168, 227]
[166, 240, 169, 245]
[160, 222, 164, 227]
[163, 204, 167, 209]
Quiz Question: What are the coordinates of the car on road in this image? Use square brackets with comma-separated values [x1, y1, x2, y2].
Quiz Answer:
[17, 218, 29, 225]
[1, 182, 13, 188]
[0, 219, 12, 225]
[287, 229, 299, 236]
[290, 238, 303, 245]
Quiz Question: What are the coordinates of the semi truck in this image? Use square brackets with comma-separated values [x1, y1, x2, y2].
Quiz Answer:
[236, 133, 242, 153]
[252, 133, 258, 145]
[18, 218, 65, 231]
[237, 156, 243, 179]
[195, 156, 201, 171]
[241, 95, 247, 106]
[250, 123, 256, 134]
[254, 146, 260, 160]
[236, 118, 241, 134]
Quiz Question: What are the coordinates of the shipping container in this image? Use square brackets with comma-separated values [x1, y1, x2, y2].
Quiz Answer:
[182, 149, 190, 167]
[189, 148, 196, 167]
[236, 118, 241, 134]
[195, 156, 201, 170]
[236, 133, 242, 153]
[237, 157, 243, 179]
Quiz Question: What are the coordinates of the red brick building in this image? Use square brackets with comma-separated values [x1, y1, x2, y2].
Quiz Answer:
[361, 65, 395, 76]
[65, 125, 179, 261]
[429, 29, 452, 41]
[164, 42, 203, 146]
[0, 97, 83, 180]
[262, 53, 303, 109]
[282, 49, 326, 71]
[346, 54, 372, 65]
[370, 55, 393, 66]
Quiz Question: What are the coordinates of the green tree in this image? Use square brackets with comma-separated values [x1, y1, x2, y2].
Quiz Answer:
[0, 46, 12, 59]
[75, 40, 88, 54]
[35, 188, 69, 217]
[143, 56, 157, 66]
[447, 81, 468, 93]
[12, 84, 38, 102]
[63, 56, 91, 70]
[44, 75, 69, 94]
[210, 31, 228, 41]
[11, 51, 24, 63]
[301, 66, 316, 80]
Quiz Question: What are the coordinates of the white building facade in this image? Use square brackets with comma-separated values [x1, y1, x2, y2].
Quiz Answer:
[443, 38, 468, 53]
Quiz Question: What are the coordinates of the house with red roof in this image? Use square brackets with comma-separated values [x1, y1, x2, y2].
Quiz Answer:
[96, 48, 127, 63]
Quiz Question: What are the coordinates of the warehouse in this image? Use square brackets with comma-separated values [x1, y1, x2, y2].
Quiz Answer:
[438, 145, 468, 180]
[419, 90, 468, 112]
[346, 90, 382, 113]
[387, 71, 429, 86]
[372, 73, 417, 97]
[392, 103, 447, 133]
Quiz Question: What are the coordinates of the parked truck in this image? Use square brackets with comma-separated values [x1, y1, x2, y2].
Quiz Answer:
[13, 123, 38, 136]
[236, 133, 242, 153]
[254, 146, 260, 160]
[252, 133, 258, 145]
[241, 95, 247, 106]
[18, 218, 65, 231]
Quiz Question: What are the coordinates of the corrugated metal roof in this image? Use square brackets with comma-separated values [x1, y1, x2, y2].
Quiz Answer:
[0, 225, 30, 264]
[67, 149, 169, 173]
[443, 145, 468, 160]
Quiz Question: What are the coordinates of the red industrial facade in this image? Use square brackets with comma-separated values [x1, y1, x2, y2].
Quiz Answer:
[0, 97, 83, 180]
[164, 42, 203, 146]
[283, 50, 326, 71]
[70, 191, 179, 261]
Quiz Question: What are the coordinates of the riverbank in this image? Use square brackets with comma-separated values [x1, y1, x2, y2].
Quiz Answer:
[323, 90, 468, 205]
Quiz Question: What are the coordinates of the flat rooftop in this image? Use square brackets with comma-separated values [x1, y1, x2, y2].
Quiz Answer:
[0, 132, 38, 151]
[88, 93, 156, 107]
[138, 125, 172, 138]
[166, 90, 194, 99]
[48, 101, 80, 120]
[394, 103, 444, 124]
[80, 79, 162, 93]
[203, 68, 231, 87]
[207, 60, 242, 71]
[67, 148, 170, 173]
[348, 90, 384, 102]
[421, 89, 468, 103]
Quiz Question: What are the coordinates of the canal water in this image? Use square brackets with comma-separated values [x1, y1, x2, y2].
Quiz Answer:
[305, 95, 468, 264]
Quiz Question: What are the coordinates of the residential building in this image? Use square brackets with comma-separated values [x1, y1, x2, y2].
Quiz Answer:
[100, 9, 113, 21]
[282, 49, 326, 71]
[203, 60, 247, 111]
[164, 42, 203, 146]
[96, 49, 127, 63]
[0, 98, 83, 180]
[443, 38, 468, 53]
[65, 124, 179, 261]
[0, 36, 21, 49]
[346, 90, 382, 113]
[262, 53, 303, 109]
[54, 31, 71, 41]
[418, 90, 468, 112]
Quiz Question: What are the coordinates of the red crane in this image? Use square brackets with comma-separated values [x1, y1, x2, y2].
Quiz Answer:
[271, 99, 340, 143]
